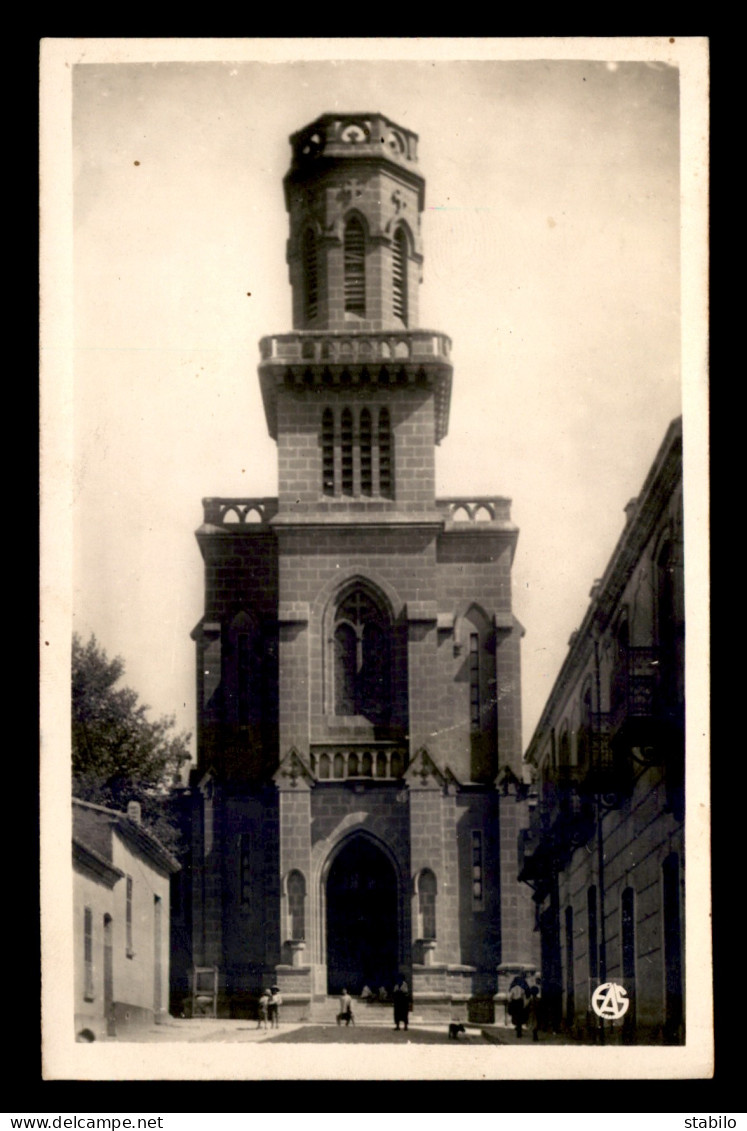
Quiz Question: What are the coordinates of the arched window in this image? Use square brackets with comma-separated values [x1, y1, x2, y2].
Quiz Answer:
[344, 216, 365, 315]
[302, 229, 318, 321]
[333, 587, 391, 723]
[287, 870, 306, 941]
[419, 869, 437, 940]
[392, 226, 408, 325]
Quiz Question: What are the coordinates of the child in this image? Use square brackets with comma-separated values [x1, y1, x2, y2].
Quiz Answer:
[257, 989, 270, 1030]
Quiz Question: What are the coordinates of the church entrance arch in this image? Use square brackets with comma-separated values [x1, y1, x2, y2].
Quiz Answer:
[324, 834, 399, 996]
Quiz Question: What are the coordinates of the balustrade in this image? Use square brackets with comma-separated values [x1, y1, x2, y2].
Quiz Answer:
[259, 330, 451, 365]
[309, 745, 407, 781]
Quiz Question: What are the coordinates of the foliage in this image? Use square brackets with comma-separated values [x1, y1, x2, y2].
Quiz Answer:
[72, 633, 192, 853]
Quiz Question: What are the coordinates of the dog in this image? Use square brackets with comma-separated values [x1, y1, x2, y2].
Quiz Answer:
[448, 1022, 466, 1039]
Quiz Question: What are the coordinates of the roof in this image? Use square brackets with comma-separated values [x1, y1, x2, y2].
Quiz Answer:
[72, 798, 181, 876]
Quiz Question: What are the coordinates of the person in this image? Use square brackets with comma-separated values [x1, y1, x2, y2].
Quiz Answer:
[268, 985, 283, 1029]
[507, 974, 529, 1038]
[337, 988, 355, 1027]
[257, 989, 270, 1030]
[525, 984, 540, 1042]
[393, 979, 410, 1031]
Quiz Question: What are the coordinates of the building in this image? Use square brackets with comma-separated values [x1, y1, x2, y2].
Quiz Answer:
[177, 113, 538, 1021]
[73, 798, 180, 1038]
[519, 417, 684, 1044]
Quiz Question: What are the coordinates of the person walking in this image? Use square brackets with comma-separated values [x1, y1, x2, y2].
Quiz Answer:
[393, 979, 410, 1031]
[525, 984, 540, 1042]
[257, 989, 270, 1030]
[507, 975, 529, 1039]
[268, 985, 283, 1029]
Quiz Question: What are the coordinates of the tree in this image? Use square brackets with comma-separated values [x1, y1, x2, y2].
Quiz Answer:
[72, 633, 192, 853]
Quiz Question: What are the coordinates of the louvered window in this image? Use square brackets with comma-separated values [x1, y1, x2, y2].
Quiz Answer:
[393, 227, 408, 324]
[378, 408, 392, 498]
[344, 217, 366, 314]
[360, 409, 372, 496]
[341, 408, 354, 495]
[302, 229, 318, 321]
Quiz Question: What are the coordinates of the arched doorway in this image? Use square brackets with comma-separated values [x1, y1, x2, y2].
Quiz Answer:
[326, 836, 398, 995]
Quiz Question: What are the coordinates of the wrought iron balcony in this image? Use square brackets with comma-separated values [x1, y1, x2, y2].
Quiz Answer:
[609, 647, 681, 759]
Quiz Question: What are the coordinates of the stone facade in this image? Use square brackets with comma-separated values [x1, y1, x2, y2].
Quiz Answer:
[73, 799, 179, 1039]
[519, 418, 685, 1044]
[175, 113, 538, 1020]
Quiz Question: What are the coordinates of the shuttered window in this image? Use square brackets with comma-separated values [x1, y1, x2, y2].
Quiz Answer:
[344, 217, 366, 314]
[302, 229, 318, 321]
[393, 227, 408, 324]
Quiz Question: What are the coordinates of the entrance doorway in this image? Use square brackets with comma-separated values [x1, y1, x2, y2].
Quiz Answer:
[326, 836, 398, 995]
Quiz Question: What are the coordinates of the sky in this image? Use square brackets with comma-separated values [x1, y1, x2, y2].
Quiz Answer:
[59, 39, 703, 770]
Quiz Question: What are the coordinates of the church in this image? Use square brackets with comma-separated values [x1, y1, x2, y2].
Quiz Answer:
[175, 113, 538, 1020]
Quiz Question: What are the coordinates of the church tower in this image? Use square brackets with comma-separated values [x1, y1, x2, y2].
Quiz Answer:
[183, 114, 538, 1020]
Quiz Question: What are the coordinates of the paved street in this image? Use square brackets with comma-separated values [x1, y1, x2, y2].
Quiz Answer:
[106, 1017, 574, 1045]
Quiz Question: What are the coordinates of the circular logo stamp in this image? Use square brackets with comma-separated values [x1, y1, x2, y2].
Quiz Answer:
[591, 982, 630, 1019]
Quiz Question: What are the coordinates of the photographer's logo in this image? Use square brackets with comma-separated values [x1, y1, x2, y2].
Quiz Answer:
[591, 982, 630, 1019]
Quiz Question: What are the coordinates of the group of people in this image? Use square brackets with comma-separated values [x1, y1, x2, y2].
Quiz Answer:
[256, 985, 283, 1030]
[506, 974, 541, 1040]
[336, 979, 412, 1030]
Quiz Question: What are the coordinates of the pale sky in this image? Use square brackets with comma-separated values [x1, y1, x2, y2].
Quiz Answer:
[65, 41, 694, 769]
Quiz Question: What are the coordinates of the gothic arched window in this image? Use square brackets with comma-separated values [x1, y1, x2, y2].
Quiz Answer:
[344, 216, 366, 315]
[392, 226, 408, 325]
[333, 587, 391, 723]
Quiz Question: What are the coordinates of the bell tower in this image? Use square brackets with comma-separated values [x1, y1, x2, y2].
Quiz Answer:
[258, 112, 453, 516]
[285, 113, 424, 332]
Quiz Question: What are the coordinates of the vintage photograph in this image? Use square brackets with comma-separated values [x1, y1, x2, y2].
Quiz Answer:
[41, 37, 710, 1080]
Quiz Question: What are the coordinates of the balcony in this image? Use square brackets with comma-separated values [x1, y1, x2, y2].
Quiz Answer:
[258, 330, 453, 443]
[202, 497, 279, 527]
[309, 743, 407, 781]
[579, 716, 632, 803]
[435, 497, 514, 527]
[259, 330, 451, 366]
[610, 647, 675, 757]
